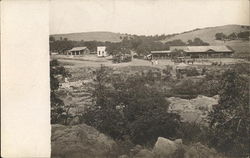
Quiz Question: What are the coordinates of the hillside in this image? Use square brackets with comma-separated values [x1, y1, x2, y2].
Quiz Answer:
[51, 31, 130, 42]
[162, 25, 250, 44]
[162, 25, 250, 57]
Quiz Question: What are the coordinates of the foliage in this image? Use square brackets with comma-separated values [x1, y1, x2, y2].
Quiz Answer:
[187, 38, 209, 46]
[237, 31, 250, 40]
[208, 68, 250, 157]
[215, 31, 249, 41]
[215, 33, 227, 40]
[50, 59, 71, 125]
[185, 67, 200, 77]
[83, 65, 181, 145]
[112, 53, 132, 63]
[177, 122, 213, 145]
[165, 39, 186, 47]
[227, 33, 237, 40]
[171, 79, 202, 98]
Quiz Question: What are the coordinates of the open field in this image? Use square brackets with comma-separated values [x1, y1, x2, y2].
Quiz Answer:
[53, 54, 248, 69]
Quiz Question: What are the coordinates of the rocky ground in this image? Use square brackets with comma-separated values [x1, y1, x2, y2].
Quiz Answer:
[167, 95, 219, 125]
[51, 124, 227, 158]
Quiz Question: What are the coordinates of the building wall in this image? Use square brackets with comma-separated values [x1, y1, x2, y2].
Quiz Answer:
[152, 53, 171, 59]
[97, 46, 107, 57]
[67, 48, 90, 56]
[186, 52, 232, 58]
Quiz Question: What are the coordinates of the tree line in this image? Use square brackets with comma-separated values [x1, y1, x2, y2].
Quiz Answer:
[215, 31, 250, 41]
[50, 35, 209, 56]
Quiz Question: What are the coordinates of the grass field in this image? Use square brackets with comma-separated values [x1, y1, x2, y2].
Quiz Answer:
[53, 54, 247, 69]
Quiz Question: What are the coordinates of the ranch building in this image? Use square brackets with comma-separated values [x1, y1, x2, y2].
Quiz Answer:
[67, 47, 90, 56]
[150, 50, 172, 59]
[97, 46, 108, 57]
[170, 45, 234, 58]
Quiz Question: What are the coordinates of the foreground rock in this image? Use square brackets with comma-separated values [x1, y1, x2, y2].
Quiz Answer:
[167, 95, 219, 124]
[153, 137, 183, 158]
[134, 149, 154, 158]
[51, 124, 117, 158]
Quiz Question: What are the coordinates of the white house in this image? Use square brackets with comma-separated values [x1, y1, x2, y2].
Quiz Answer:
[97, 46, 108, 57]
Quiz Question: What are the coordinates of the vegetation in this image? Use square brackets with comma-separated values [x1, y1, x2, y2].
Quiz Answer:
[215, 31, 250, 41]
[50, 34, 209, 56]
[208, 67, 250, 157]
[50, 59, 71, 125]
[82, 65, 181, 145]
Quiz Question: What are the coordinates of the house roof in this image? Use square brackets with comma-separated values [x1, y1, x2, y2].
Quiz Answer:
[151, 50, 171, 54]
[69, 47, 88, 52]
[186, 46, 233, 53]
[170, 46, 233, 53]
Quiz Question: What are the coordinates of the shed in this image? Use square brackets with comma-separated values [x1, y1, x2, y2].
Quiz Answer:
[67, 47, 90, 56]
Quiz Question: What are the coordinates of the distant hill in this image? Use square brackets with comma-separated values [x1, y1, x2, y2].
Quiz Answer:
[162, 25, 250, 45]
[161, 24, 250, 57]
[51, 31, 130, 42]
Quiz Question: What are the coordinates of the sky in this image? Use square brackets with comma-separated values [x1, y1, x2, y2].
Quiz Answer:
[50, 0, 250, 35]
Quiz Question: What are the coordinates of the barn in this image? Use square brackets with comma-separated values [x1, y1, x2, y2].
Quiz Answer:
[170, 46, 234, 58]
[67, 47, 90, 56]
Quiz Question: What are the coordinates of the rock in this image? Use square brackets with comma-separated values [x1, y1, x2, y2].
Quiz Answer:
[119, 155, 129, 158]
[153, 137, 182, 158]
[184, 142, 222, 158]
[167, 95, 219, 124]
[51, 123, 117, 158]
[174, 139, 183, 145]
[69, 116, 81, 125]
[134, 149, 154, 158]
[130, 144, 143, 155]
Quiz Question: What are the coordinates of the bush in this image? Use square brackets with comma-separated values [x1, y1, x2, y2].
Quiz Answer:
[208, 69, 250, 157]
[186, 68, 200, 76]
[82, 66, 181, 145]
[50, 59, 72, 125]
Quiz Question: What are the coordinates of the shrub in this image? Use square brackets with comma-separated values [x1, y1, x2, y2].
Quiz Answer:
[186, 68, 200, 76]
[82, 66, 181, 145]
[50, 59, 72, 125]
[208, 69, 250, 157]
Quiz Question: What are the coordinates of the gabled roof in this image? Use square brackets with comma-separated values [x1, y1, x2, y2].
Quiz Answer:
[69, 47, 88, 52]
[185, 46, 232, 53]
[151, 50, 171, 54]
[170, 45, 233, 53]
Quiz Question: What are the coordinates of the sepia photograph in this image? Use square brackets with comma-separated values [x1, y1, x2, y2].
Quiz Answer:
[48, 0, 250, 158]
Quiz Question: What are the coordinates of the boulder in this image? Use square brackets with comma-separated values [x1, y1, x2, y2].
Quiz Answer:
[153, 137, 183, 158]
[119, 155, 129, 158]
[130, 144, 143, 155]
[51, 123, 117, 158]
[134, 149, 154, 158]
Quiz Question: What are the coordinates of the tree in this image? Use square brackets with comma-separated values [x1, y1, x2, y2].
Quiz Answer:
[237, 31, 250, 40]
[83, 66, 181, 145]
[187, 38, 209, 46]
[228, 33, 237, 40]
[165, 39, 186, 46]
[208, 68, 250, 157]
[215, 33, 226, 40]
[50, 59, 71, 124]
[49, 36, 55, 42]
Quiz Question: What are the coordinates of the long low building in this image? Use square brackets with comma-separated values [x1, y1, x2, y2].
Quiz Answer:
[150, 50, 171, 59]
[170, 45, 234, 58]
[150, 45, 234, 59]
[67, 47, 90, 56]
